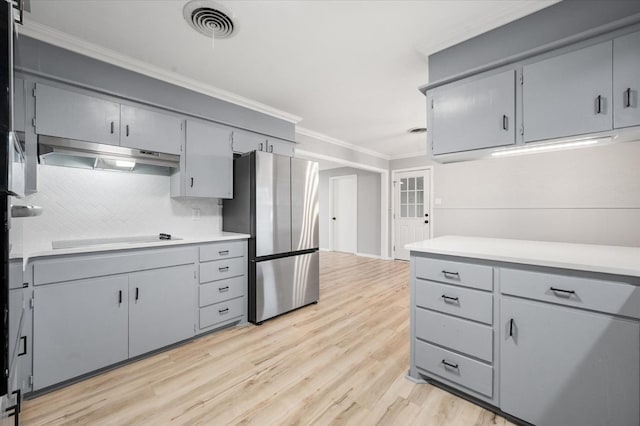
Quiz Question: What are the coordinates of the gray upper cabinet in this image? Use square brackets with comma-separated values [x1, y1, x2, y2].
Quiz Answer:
[128, 265, 195, 358]
[232, 130, 266, 154]
[34, 83, 121, 146]
[120, 105, 183, 155]
[33, 276, 129, 390]
[500, 296, 639, 426]
[522, 42, 613, 142]
[13, 78, 25, 132]
[429, 69, 516, 155]
[184, 120, 233, 199]
[613, 31, 640, 129]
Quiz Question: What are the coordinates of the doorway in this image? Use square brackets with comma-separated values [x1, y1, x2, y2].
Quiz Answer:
[329, 175, 357, 254]
[393, 169, 431, 261]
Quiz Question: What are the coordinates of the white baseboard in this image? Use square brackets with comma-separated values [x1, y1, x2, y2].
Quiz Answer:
[319, 247, 331, 252]
[355, 252, 382, 259]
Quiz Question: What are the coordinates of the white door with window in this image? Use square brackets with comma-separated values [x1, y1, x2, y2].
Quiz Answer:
[330, 175, 357, 254]
[394, 170, 431, 260]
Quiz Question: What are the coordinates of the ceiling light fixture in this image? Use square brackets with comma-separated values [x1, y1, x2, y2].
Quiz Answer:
[490, 137, 611, 158]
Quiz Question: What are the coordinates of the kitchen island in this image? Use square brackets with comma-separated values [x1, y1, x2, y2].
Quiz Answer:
[407, 236, 640, 426]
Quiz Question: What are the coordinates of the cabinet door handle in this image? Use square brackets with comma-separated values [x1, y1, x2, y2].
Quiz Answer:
[190, 177, 194, 188]
[509, 318, 515, 337]
[219, 307, 229, 315]
[118, 290, 122, 305]
[218, 250, 229, 256]
[110, 121, 115, 134]
[218, 266, 230, 272]
[550, 287, 575, 295]
[441, 270, 460, 279]
[502, 114, 508, 130]
[125, 124, 130, 137]
[259, 142, 263, 151]
[17, 336, 27, 356]
[441, 359, 458, 369]
[441, 294, 459, 302]
[135, 287, 139, 301]
[625, 88, 632, 108]
[269, 144, 274, 153]
[219, 286, 230, 292]
[595, 95, 603, 114]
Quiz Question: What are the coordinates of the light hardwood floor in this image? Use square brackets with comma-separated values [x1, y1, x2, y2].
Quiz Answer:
[22, 252, 513, 425]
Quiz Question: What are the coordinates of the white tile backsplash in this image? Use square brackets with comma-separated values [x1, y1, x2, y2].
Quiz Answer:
[19, 165, 222, 251]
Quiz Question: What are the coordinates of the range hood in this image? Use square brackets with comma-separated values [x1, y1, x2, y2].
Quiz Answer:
[38, 135, 180, 171]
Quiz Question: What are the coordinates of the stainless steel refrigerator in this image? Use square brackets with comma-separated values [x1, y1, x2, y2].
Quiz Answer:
[223, 151, 319, 324]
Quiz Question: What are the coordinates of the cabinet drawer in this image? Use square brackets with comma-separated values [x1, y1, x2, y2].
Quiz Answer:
[501, 268, 640, 319]
[199, 297, 244, 329]
[415, 308, 493, 362]
[416, 279, 493, 325]
[415, 340, 493, 398]
[199, 276, 245, 307]
[199, 257, 245, 283]
[415, 257, 493, 291]
[200, 240, 246, 262]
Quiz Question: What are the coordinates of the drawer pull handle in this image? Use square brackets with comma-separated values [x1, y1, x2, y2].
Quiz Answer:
[219, 266, 230, 272]
[18, 336, 27, 356]
[550, 287, 575, 296]
[441, 360, 459, 369]
[219, 250, 229, 256]
[219, 308, 229, 315]
[509, 318, 515, 337]
[219, 286, 230, 292]
[441, 294, 459, 302]
[441, 270, 460, 279]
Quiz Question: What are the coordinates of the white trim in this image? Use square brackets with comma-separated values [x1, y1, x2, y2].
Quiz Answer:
[355, 252, 382, 259]
[319, 248, 331, 252]
[391, 167, 435, 260]
[295, 149, 389, 259]
[329, 175, 358, 254]
[18, 21, 303, 124]
[296, 127, 391, 161]
[390, 150, 429, 160]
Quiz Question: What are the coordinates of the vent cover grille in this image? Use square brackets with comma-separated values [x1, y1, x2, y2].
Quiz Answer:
[184, 1, 236, 39]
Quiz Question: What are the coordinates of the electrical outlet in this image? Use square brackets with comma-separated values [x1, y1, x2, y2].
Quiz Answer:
[192, 208, 201, 221]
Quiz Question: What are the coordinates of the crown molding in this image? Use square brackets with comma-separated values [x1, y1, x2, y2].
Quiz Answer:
[390, 150, 428, 160]
[295, 127, 391, 161]
[17, 20, 303, 124]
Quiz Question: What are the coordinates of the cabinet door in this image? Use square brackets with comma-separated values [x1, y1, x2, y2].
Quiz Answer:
[614, 31, 640, 128]
[33, 276, 129, 390]
[13, 78, 25, 132]
[523, 42, 613, 142]
[34, 83, 121, 146]
[266, 137, 295, 157]
[430, 70, 516, 155]
[120, 105, 183, 155]
[501, 297, 639, 426]
[232, 130, 266, 154]
[128, 265, 195, 358]
[185, 120, 233, 199]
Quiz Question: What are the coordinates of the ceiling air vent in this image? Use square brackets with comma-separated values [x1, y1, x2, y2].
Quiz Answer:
[408, 127, 427, 134]
[183, 0, 236, 39]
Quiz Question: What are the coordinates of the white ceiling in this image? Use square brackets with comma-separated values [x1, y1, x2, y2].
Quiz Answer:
[24, 1, 557, 158]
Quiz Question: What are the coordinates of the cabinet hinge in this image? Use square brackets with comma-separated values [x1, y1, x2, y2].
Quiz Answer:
[28, 376, 33, 386]
[32, 117, 36, 129]
[193, 271, 196, 279]
[520, 126, 524, 136]
[520, 74, 524, 85]
[431, 99, 434, 109]
[29, 298, 34, 309]
[180, 144, 183, 152]
[32, 87, 36, 97]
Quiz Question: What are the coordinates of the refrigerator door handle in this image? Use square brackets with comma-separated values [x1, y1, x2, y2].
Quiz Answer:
[10, 204, 43, 218]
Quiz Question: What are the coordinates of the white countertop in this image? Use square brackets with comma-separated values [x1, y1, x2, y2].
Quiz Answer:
[11, 232, 250, 262]
[406, 236, 640, 278]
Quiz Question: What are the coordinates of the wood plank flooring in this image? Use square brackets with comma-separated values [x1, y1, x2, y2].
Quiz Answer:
[22, 252, 513, 425]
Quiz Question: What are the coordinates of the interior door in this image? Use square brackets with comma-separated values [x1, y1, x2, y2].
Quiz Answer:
[394, 170, 430, 261]
[291, 158, 319, 251]
[255, 152, 292, 257]
[330, 175, 357, 254]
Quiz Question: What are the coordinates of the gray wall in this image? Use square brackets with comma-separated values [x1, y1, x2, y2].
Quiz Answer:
[319, 167, 382, 256]
[390, 142, 640, 247]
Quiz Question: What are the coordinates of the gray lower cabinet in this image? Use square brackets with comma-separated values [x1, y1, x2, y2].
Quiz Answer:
[522, 41, 613, 142]
[177, 119, 233, 199]
[129, 265, 196, 357]
[33, 276, 129, 390]
[501, 296, 640, 426]
[613, 31, 640, 129]
[34, 83, 121, 146]
[120, 104, 183, 155]
[429, 69, 516, 155]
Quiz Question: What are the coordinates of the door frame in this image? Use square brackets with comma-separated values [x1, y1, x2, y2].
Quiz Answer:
[329, 174, 358, 254]
[391, 166, 434, 260]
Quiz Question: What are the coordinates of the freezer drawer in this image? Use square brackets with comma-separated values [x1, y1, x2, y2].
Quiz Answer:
[254, 252, 319, 323]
